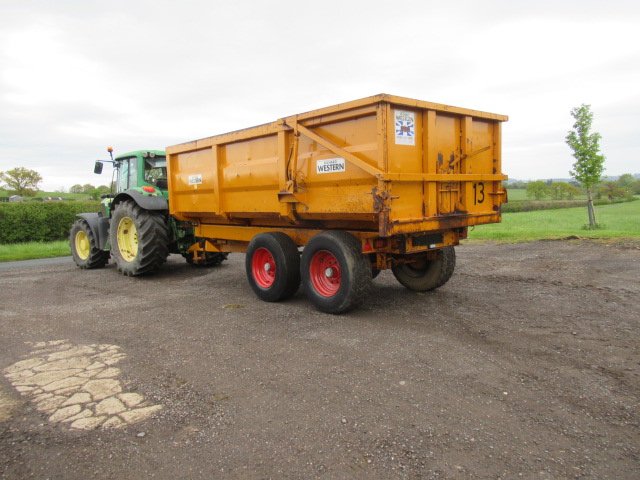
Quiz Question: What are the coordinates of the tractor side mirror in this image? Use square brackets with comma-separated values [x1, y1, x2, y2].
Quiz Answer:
[94, 161, 104, 174]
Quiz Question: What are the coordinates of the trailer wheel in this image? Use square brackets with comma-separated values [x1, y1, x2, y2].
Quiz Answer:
[110, 200, 169, 276]
[301, 231, 372, 314]
[246, 232, 300, 302]
[69, 219, 109, 269]
[183, 251, 229, 267]
[392, 246, 456, 292]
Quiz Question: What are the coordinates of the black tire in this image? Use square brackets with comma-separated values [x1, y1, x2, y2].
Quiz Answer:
[110, 200, 169, 276]
[245, 232, 301, 302]
[69, 219, 109, 269]
[301, 231, 372, 314]
[182, 251, 229, 267]
[392, 246, 456, 292]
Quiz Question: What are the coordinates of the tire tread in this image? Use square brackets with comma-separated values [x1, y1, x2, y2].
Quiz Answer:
[301, 231, 372, 314]
[69, 219, 109, 269]
[110, 201, 169, 276]
[392, 246, 456, 292]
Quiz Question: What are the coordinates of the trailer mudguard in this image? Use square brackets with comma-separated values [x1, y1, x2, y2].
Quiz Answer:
[113, 189, 169, 211]
[76, 212, 110, 250]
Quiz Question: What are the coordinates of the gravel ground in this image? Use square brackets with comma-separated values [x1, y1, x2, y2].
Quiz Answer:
[1, 239, 638, 479]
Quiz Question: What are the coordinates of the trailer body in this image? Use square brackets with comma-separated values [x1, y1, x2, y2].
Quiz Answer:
[167, 94, 507, 256]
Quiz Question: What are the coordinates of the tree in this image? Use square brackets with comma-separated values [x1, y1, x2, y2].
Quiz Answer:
[617, 174, 635, 192]
[82, 184, 96, 194]
[565, 184, 582, 200]
[566, 104, 606, 228]
[598, 181, 626, 202]
[69, 184, 84, 194]
[549, 181, 571, 200]
[0, 167, 43, 197]
[525, 180, 549, 200]
[89, 185, 111, 200]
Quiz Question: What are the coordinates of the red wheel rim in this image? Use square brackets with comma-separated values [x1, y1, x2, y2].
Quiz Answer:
[252, 247, 276, 288]
[309, 250, 341, 297]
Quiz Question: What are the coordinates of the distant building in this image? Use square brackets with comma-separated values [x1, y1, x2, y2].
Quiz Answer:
[8, 195, 23, 202]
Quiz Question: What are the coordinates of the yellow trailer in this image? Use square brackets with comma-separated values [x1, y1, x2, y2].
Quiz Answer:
[167, 94, 507, 313]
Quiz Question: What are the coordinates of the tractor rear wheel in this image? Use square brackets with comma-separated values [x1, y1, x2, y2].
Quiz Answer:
[246, 232, 300, 302]
[391, 246, 456, 292]
[69, 219, 109, 269]
[110, 200, 169, 276]
[301, 231, 372, 314]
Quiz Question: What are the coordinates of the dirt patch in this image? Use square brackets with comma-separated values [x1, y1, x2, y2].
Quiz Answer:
[1, 240, 638, 479]
[0, 389, 19, 423]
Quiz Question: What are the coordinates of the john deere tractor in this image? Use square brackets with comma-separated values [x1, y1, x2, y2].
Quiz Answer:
[69, 148, 228, 275]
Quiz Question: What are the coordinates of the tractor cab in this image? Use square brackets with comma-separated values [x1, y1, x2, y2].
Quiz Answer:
[93, 148, 169, 220]
[115, 151, 168, 194]
[95, 149, 168, 197]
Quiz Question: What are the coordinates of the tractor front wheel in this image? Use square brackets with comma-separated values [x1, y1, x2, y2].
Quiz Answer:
[110, 200, 169, 276]
[69, 219, 109, 269]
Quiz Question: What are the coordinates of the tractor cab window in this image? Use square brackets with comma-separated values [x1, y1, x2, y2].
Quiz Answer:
[116, 157, 138, 191]
[144, 156, 168, 189]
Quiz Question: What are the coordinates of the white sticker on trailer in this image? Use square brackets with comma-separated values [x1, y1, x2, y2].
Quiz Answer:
[395, 110, 415, 146]
[188, 174, 202, 185]
[316, 157, 346, 174]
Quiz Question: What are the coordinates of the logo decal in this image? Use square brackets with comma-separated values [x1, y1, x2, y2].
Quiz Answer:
[395, 110, 415, 146]
[316, 158, 346, 174]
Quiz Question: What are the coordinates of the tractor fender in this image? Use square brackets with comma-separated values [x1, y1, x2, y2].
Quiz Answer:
[76, 212, 110, 250]
[112, 190, 169, 212]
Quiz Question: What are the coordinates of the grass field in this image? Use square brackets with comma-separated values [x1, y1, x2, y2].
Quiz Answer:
[0, 241, 71, 262]
[469, 199, 640, 241]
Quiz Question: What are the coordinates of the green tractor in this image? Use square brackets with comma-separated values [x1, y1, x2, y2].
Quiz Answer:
[69, 148, 228, 275]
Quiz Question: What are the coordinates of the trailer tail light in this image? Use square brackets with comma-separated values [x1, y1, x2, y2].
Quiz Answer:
[142, 186, 156, 193]
[363, 239, 387, 252]
[459, 227, 468, 239]
[374, 239, 387, 249]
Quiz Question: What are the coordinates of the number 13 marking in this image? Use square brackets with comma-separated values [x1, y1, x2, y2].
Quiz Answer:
[473, 182, 485, 205]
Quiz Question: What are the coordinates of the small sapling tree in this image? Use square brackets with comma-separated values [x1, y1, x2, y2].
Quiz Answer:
[565, 104, 606, 228]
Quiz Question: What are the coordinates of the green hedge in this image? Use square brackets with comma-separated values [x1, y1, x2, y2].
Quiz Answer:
[502, 200, 586, 213]
[0, 201, 101, 244]
[503, 197, 635, 213]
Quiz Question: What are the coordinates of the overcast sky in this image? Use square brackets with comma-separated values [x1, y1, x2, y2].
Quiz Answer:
[1, 0, 639, 191]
